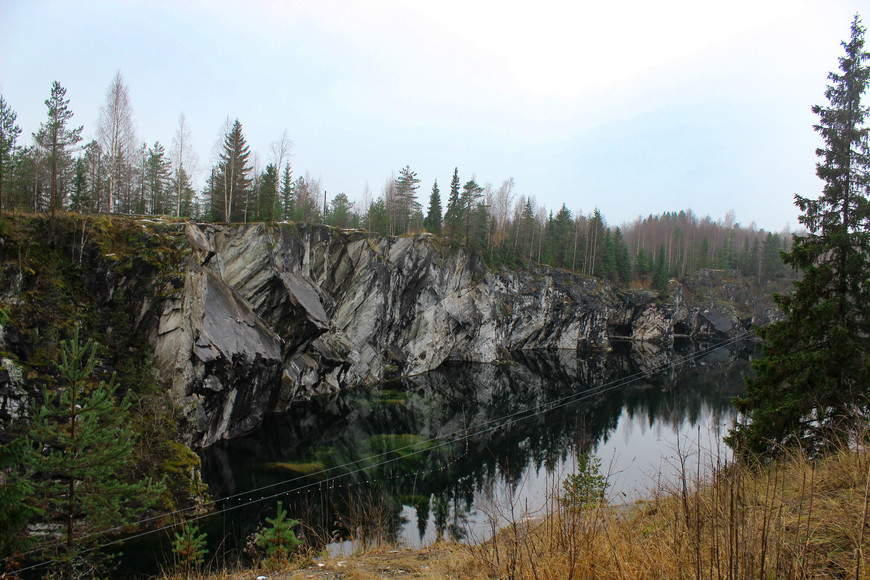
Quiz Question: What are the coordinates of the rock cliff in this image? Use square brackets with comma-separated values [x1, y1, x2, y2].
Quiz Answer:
[0, 218, 775, 448]
[149, 223, 765, 447]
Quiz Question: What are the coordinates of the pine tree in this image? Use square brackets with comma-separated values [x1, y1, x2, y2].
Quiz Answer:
[460, 178, 484, 246]
[328, 192, 354, 228]
[729, 15, 870, 458]
[0, 95, 22, 216]
[394, 165, 421, 234]
[146, 141, 170, 215]
[424, 179, 442, 235]
[22, 328, 163, 578]
[33, 82, 83, 216]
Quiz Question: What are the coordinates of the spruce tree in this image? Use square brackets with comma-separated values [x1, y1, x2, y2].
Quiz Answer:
[444, 168, 463, 242]
[22, 328, 163, 578]
[729, 15, 870, 458]
[424, 179, 442, 235]
[634, 247, 651, 277]
[171, 166, 195, 218]
[69, 157, 89, 213]
[257, 163, 279, 222]
[652, 244, 669, 293]
[280, 164, 294, 221]
[213, 119, 252, 223]
[613, 227, 633, 285]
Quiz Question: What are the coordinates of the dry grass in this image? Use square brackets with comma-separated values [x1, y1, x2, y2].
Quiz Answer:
[159, 543, 482, 580]
[464, 443, 870, 579]
[161, 443, 870, 579]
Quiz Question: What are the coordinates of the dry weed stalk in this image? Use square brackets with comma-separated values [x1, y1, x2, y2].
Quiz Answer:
[466, 437, 870, 579]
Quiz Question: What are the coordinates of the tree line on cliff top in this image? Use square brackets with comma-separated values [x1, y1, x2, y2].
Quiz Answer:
[0, 76, 791, 289]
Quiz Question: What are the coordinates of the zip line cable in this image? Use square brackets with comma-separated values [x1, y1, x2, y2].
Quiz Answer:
[16, 333, 752, 574]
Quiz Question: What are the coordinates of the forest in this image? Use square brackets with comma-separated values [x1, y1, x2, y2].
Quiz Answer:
[0, 75, 793, 292]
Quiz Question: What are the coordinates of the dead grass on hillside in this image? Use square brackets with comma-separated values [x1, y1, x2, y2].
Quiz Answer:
[466, 442, 870, 579]
[160, 440, 870, 580]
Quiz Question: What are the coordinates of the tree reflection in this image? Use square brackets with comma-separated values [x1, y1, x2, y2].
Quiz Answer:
[199, 340, 754, 553]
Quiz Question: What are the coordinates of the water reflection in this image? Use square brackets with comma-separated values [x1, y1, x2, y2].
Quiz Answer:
[197, 340, 754, 556]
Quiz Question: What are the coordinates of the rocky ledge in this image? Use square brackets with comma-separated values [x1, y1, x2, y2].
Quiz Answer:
[148, 223, 773, 448]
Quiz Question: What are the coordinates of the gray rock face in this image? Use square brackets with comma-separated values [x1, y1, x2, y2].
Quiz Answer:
[149, 224, 761, 447]
[0, 355, 27, 429]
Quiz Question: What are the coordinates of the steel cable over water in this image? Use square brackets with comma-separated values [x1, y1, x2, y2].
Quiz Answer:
[17, 333, 752, 574]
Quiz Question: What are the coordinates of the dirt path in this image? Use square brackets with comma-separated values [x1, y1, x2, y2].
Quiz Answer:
[254, 544, 480, 580]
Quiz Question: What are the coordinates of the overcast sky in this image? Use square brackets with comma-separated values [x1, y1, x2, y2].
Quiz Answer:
[1, 0, 865, 231]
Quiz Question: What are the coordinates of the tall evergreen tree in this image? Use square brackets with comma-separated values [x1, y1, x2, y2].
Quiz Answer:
[280, 164, 294, 221]
[613, 227, 633, 285]
[328, 192, 354, 228]
[424, 179, 442, 235]
[652, 244, 669, 293]
[257, 163, 279, 222]
[34, 82, 83, 216]
[729, 15, 870, 457]
[0, 95, 22, 215]
[460, 178, 484, 246]
[444, 168, 463, 242]
[634, 247, 651, 277]
[69, 157, 88, 213]
[548, 204, 573, 268]
[145, 141, 170, 215]
[394, 165, 421, 234]
[213, 119, 252, 223]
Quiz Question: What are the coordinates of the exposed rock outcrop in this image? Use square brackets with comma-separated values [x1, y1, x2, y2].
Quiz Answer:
[146, 223, 770, 447]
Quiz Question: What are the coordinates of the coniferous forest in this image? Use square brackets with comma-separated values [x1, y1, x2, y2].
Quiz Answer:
[0, 77, 793, 293]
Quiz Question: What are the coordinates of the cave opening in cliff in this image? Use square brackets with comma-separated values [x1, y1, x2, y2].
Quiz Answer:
[673, 322, 690, 336]
[608, 324, 633, 339]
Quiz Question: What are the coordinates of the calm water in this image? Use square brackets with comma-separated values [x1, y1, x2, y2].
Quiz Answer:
[121, 339, 754, 574]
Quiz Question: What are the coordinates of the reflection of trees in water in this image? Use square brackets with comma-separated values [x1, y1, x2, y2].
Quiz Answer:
[199, 341, 755, 550]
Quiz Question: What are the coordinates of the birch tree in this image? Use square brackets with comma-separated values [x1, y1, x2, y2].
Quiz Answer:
[96, 72, 135, 214]
[170, 113, 197, 217]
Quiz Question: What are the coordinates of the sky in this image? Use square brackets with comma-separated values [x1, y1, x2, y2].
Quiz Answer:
[0, 0, 866, 232]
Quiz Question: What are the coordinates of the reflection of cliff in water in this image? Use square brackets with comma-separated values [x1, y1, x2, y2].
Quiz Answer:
[199, 340, 754, 553]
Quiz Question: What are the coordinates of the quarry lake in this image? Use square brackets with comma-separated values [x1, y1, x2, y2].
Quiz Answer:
[123, 339, 755, 574]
